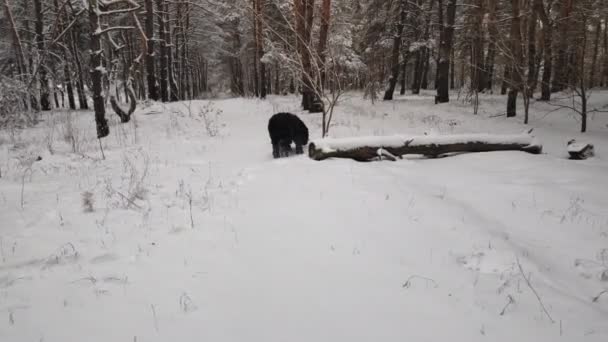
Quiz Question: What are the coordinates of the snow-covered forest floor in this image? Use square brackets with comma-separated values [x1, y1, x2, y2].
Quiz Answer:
[1, 91, 608, 341]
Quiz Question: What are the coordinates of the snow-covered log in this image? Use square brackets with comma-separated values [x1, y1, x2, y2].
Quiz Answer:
[308, 133, 543, 161]
[567, 140, 594, 160]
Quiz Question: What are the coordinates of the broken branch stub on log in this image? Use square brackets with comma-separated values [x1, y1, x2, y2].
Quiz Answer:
[308, 133, 543, 161]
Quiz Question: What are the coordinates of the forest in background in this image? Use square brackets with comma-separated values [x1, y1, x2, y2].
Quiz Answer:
[1, 0, 607, 138]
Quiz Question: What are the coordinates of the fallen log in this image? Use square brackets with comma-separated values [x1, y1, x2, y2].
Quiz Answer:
[567, 139, 594, 160]
[308, 132, 542, 161]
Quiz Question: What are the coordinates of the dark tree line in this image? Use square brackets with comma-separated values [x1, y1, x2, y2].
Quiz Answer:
[1, 0, 607, 135]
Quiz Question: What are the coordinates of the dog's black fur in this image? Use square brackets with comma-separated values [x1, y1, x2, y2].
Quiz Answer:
[267, 112, 309, 158]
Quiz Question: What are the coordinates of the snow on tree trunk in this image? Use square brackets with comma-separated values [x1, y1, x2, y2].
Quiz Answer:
[145, 0, 159, 101]
[88, 0, 109, 138]
[156, 0, 168, 102]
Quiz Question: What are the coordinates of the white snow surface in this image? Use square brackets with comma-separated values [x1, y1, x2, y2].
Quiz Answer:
[1, 91, 608, 341]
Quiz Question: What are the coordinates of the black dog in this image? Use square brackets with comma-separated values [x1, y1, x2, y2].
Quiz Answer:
[267, 112, 309, 158]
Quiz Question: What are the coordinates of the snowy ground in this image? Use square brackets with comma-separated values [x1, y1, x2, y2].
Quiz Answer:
[1, 91, 608, 341]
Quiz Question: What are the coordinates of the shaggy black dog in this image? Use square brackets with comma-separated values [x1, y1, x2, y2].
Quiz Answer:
[267, 112, 309, 158]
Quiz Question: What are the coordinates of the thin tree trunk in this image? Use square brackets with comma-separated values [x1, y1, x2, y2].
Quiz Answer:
[157, 0, 168, 102]
[165, 1, 178, 101]
[384, 0, 407, 100]
[3, 0, 26, 77]
[552, 0, 573, 92]
[145, 0, 159, 100]
[412, 50, 423, 94]
[254, 0, 267, 99]
[589, 19, 601, 88]
[526, 1, 538, 97]
[472, 0, 485, 93]
[436, 0, 457, 104]
[603, 17, 608, 87]
[88, 0, 109, 138]
[507, 0, 523, 118]
[421, 51, 430, 89]
[400, 58, 408, 94]
[54, 0, 76, 110]
[34, 0, 51, 110]
[534, 0, 552, 100]
[317, 0, 331, 89]
[450, 48, 455, 89]
[485, 0, 498, 91]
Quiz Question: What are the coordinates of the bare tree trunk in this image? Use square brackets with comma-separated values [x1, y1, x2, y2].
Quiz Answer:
[472, 0, 485, 93]
[526, 1, 538, 97]
[383, 0, 406, 100]
[54, 0, 76, 110]
[506, 0, 523, 118]
[421, 51, 430, 89]
[317, 0, 331, 89]
[484, 0, 498, 91]
[67, 3, 89, 110]
[165, 1, 178, 101]
[534, 0, 552, 101]
[88, 0, 109, 138]
[145, 0, 159, 100]
[156, 0, 168, 102]
[400, 58, 408, 94]
[412, 50, 423, 94]
[603, 17, 608, 87]
[589, 19, 601, 88]
[450, 49, 455, 89]
[295, 0, 316, 110]
[254, 0, 267, 99]
[3, 0, 26, 77]
[34, 0, 51, 110]
[552, 0, 573, 92]
[436, 0, 457, 104]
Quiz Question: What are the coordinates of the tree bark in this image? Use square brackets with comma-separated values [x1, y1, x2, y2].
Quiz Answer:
[88, 0, 109, 138]
[34, 0, 51, 110]
[165, 1, 178, 101]
[484, 0, 498, 91]
[534, 0, 552, 101]
[589, 19, 601, 88]
[472, 0, 485, 93]
[317, 0, 331, 89]
[400, 57, 408, 94]
[603, 17, 608, 87]
[436, 0, 457, 103]
[3, 0, 27, 77]
[308, 133, 543, 161]
[526, 1, 538, 97]
[145, 0, 159, 101]
[383, 0, 407, 100]
[506, 0, 523, 118]
[254, 0, 267, 99]
[54, 0, 76, 110]
[552, 0, 573, 92]
[156, 0, 168, 102]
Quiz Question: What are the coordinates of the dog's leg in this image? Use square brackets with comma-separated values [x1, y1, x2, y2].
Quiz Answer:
[272, 142, 280, 158]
